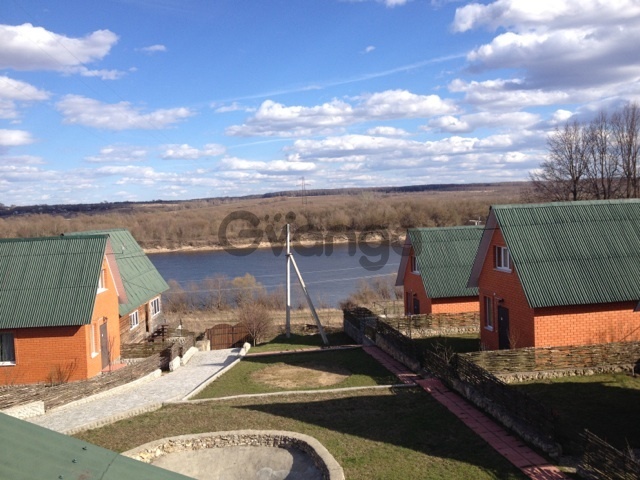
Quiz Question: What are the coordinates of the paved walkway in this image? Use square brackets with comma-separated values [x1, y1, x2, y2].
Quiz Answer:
[362, 346, 570, 480]
[29, 348, 240, 434]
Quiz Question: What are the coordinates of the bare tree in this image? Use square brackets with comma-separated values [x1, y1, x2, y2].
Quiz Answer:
[531, 120, 590, 201]
[237, 301, 273, 346]
[612, 102, 640, 198]
[585, 111, 621, 199]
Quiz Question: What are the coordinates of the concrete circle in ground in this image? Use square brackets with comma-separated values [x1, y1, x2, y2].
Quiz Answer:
[151, 445, 322, 480]
[123, 430, 345, 480]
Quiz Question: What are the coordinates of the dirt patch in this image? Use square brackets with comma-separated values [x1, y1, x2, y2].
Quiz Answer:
[251, 362, 351, 389]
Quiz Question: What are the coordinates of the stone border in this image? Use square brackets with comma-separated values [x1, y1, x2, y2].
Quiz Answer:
[123, 430, 345, 480]
[181, 342, 251, 401]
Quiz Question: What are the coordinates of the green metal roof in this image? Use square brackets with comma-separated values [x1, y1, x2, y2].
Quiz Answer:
[492, 199, 640, 308]
[66, 229, 169, 316]
[408, 226, 483, 298]
[0, 235, 108, 329]
[0, 412, 193, 480]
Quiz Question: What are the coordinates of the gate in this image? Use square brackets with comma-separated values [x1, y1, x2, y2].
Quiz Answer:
[206, 323, 251, 350]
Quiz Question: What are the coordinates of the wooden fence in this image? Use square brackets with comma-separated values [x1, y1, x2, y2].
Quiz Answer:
[464, 341, 640, 375]
[206, 323, 251, 350]
[389, 312, 480, 338]
[579, 430, 640, 479]
[374, 317, 558, 444]
[0, 354, 161, 411]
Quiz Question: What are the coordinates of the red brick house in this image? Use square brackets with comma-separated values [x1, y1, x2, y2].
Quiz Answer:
[468, 200, 640, 350]
[0, 235, 126, 385]
[67, 229, 169, 344]
[396, 226, 483, 315]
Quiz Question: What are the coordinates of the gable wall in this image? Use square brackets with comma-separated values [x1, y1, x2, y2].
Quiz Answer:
[402, 246, 432, 314]
[533, 302, 640, 347]
[477, 227, 535, 350]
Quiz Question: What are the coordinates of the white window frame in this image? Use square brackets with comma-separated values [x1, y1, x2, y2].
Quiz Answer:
[150, 297, 161, 317]
[97, 268, 107, 293]
[129, 311, 139, 330]
[0, 332, 16, 365]
[411, 255, 419, 274]
[495, 246, 512, 272]
[90, 324, 99, 357]
[484, 296, 494, 331]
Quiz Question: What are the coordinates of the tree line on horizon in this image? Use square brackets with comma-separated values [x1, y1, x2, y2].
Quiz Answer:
[0, 191, 521, 249]
[531, 102, 640, 201]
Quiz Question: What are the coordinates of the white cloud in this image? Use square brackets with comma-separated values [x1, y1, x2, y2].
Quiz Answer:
[220, 156, 316, 173]
[453, 0, 640, 90]
[0, 129, 34, 146]
[0, 155, 43, 165]
[85, 145, 148, 163]
[56, 95, 194, 130]
[63, 66, 126, 80]
[0, 76, 50, 119]
[227, 90, 456, 137]
[161, 143, 226, 159]
[140, 44, 167, 54]
[0, 23, 118, 71]
[366, 126, 410, 137]
[213, 102, 254, 113]
[427, 111, 539, 133]
[452, 0, 640, 33]
[363, 45, 376, 54]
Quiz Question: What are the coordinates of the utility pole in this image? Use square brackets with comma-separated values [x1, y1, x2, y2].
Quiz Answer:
[285, 224, 328, 345]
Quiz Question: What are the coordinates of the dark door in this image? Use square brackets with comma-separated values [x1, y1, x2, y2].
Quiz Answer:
[100, 322, 109, 369]
[498, 306, 510, 350]
[413, 294, 420, 314]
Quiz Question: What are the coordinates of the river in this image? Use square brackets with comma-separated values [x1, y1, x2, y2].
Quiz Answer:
[148, 242, 403, 308]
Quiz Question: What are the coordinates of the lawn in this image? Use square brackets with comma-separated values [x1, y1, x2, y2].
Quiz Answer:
[193, 347, 398, 399]
[413, 333, 481, 354]
[512, 372, 640, 455]
[250, 330, 354, 353]
[75, 388, 526, 480]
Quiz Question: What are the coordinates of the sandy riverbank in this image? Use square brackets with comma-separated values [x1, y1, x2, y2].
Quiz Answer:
[144, 233, 406, 255]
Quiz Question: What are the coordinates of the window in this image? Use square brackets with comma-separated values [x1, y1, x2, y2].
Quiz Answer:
[411, 255, 419, 273]
[484, 296, 494, 331]
[494, 246, 511, 272]
[97, 268, 107, 292]
[150, 297, 161, 317]
[129, 311, 139, 329]
[0, 333, 15, 365]
[90, 324, 99, 357]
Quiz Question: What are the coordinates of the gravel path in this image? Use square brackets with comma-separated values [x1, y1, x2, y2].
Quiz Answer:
[28, 348, 240, 434]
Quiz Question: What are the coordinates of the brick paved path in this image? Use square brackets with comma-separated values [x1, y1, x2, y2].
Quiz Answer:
[362, 346, 569, 480]
[29, 348, 239, 434]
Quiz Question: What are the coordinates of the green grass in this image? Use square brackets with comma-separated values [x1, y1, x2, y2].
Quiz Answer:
[513, 373, 640, 455]
[413, 333, 481, 354]
[75, 388, 526, 480]
[193, 348, 397, 399]
[250, 330, 354, 353]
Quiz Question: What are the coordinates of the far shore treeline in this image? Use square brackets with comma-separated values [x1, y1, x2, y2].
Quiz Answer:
[0, 183, 526, 251]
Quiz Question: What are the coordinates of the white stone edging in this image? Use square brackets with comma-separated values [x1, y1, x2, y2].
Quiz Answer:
[181, 343, 251, 401]
[180, 346, 199, 366]
[123, 429, 345, 480]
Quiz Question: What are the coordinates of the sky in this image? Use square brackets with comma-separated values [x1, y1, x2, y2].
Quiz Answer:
[1, 0, 640, 206]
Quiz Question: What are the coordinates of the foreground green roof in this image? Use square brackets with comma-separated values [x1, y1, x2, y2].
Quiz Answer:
[0, 413, 192, 480]
[492, 199, 640, 308]
[0, 235, 108, 329]
[408, 226, 482, 298]
[66, 229, 169, 316]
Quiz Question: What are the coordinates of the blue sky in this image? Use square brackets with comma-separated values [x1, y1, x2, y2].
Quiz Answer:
[2, 0, 640, 205]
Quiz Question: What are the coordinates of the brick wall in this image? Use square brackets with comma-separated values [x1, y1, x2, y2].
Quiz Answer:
[478, 228, 535, 350]
[402, 246, 478, 315]
[477, 228, 640, 350]
[432, 297, 479, 314]
[534, 302, 640, 347]
[0, 256, 122, 386]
